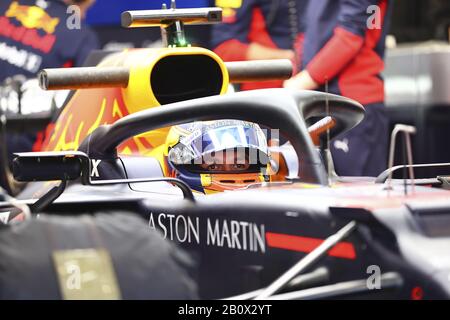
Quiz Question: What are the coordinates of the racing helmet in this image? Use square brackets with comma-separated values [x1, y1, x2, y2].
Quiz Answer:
[166, 120, 270, 194]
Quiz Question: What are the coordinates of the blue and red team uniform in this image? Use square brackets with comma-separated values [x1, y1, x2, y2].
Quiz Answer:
[302, 0, 392, 177]
[211, 0, 306, 90]
[213, 0, 392, 177]
[0, 0, 99, 81]
[0, 0, 99, 157]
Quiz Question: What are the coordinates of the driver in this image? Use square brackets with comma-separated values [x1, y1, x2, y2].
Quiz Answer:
[165, 120, 270, 194]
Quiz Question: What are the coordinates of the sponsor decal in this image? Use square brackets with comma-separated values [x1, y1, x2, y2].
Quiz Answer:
[148, 213, 356, 259]
[0, 16, 56, 54]
[90, 159, 101, 178]
[333, 138, 349, 153]
[0, 41, 42, 73]
[6, 1, 60, 34]
[149, 213, 266, 253]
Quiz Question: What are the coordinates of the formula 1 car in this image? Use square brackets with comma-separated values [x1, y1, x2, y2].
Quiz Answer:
[2, 3, 450, 300]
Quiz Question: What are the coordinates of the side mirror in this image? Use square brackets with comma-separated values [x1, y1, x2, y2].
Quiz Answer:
[11, 151, 90, 213]
[11, 151, 194, 213]
[12, 151, 89, 182]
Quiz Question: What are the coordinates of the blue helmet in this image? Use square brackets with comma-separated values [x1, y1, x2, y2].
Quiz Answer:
[166, 120, 270, 193]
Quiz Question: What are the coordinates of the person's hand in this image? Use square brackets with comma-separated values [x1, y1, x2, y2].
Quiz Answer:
[283, 70, 319, 91]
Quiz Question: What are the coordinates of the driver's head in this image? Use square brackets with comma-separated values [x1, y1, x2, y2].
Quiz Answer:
[166, 120, 270, 194]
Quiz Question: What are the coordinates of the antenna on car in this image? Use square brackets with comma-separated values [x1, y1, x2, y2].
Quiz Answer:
[385, 124, 417, 195]
[325, 79, 332, 186]
[121, 0, 222, 48]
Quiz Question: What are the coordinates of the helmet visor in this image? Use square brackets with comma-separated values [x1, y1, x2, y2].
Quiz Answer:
[169, 121, 269, 167]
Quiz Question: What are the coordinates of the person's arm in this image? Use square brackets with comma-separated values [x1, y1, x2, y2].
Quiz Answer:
[212, 0, 294, 61]
[211, 0, 255, 61]
[286, 0, 385, 89]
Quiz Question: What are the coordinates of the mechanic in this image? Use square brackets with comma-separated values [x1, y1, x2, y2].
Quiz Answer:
[0, 0, 99, 188]
[211, 0, 307, 90]
[284, 0, 393, 177]
[165, 120, 270, 194]
[0, 0, 99, 81]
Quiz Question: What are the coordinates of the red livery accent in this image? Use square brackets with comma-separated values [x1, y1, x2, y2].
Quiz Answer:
[266, 232, 356, 260]
[306, 27, 364, 86]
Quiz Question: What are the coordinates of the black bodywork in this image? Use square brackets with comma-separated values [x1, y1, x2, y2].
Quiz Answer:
[4, 89, 450, 300]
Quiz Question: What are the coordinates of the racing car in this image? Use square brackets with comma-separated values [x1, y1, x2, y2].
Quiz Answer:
[2, 3, 450, 300]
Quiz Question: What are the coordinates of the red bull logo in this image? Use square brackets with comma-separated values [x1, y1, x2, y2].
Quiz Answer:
[6, 1, 60, 34]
